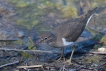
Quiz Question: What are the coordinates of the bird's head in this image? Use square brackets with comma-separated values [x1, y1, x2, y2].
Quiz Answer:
[37, 32, 56, 46]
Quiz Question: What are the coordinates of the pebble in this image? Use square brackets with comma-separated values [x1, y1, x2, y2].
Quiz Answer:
[18, 31, 25, 38]
[98, 47, 106, 52]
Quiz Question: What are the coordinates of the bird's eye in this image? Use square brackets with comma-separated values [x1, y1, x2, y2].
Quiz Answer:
[45, 37, 48, 39]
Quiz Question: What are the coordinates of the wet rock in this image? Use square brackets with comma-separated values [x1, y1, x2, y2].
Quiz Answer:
[18, 31, 25, 38]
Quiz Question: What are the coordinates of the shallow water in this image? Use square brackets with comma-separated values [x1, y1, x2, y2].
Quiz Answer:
[0, 0, 106, 71]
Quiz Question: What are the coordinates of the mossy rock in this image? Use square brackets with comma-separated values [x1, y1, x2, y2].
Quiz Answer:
[92, 33, 103, 41]
[14, 39, 26, 45]
[16, 1, 30, 8]
[100, 35, 106, 45]
[85, 55, 101, 64]
[27, 42, 36, 50]
[93, 0, 106, 7]
[16, 19, 39, 30]
[17, 19, 27, 25]
[93, 34, 106, 45]
[32, 20, 39, 26]
[92, 2, 98, 8]
[9, 0, 19, 3]
[93, 44, 102, 49]
[45, 1, 50, 5]
[57, 5, 78, 18]
[9, 0, 31, 8]
[20, 52, 32, 58]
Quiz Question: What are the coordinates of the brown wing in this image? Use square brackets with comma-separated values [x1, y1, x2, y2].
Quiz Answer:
[51, 7, 98, 42]
[52, 18, 86, 42]
[63, 19, 86, 42]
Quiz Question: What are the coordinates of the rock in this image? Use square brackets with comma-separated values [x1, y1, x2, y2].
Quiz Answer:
[18, 31, 25, 38]
[98, 47, 106, 52]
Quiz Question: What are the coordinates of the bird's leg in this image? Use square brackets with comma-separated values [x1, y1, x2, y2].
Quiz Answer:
[69, 47, 75, 64]
[62, 46, 65, 61]
[69, 44, 78, 64]
[65, 44, 78, 65]
[57, 47, 65, 61]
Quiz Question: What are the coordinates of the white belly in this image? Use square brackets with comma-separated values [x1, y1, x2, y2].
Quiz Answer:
[62, 38, 74, 46]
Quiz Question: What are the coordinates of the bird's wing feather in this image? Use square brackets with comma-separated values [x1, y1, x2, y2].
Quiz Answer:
[63, 19, 85, 42]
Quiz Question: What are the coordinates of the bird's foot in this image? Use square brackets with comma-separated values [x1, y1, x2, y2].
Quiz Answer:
[57, 55, 66, 61]
[57, 57, 65, 61]
[65, 59, 73, 65]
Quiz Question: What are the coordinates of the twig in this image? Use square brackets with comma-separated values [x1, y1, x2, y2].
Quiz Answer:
[28, 37, 34, 44]
[0, 61, 19, 68]
[17, 65, 43, 69]
[89, 51, 106, 54]
[0, 48, 60, 54]
[60, 65, 68, 71]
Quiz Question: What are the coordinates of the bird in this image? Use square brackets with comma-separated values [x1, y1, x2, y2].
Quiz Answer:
[33, 7, 98, 64]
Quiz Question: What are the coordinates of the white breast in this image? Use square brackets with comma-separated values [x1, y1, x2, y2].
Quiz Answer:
[62, 38, 74, 46]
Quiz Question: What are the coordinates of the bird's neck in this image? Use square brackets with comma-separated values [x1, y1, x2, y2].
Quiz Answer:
[80, 13, 94, 26]
[86, 14, 94, 25]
